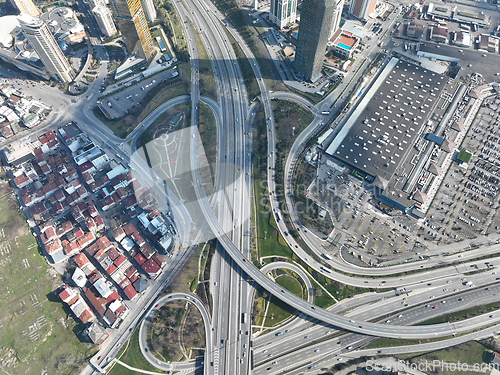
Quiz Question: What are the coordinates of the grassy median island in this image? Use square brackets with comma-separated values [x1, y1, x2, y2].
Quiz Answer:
[0, 181, 98, 375]
[192, 27, 217, 101]
[147, 300, 206, 363]
[198, 102, 217, 194]
[253, 175, 292, 262]
[252, 274, 306, 330]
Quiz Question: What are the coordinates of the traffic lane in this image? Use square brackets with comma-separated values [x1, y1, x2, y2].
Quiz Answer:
[254, 280, 500, 366]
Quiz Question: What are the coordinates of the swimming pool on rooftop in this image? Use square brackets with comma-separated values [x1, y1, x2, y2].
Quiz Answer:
[337, 42, 351, 50]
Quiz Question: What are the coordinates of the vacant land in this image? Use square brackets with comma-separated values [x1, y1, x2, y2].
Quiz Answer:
[164, 245, 204, 297]
[147, 300, 206, 362]
[0, 185, 98, 375]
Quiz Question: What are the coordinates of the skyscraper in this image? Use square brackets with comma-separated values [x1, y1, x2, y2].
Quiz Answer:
[9, 0, 39, 16]
[93, 6, 117, 37]
[109, 0, 154, 62]
[349, 0, 376, 20]
[269, 0, 297, 29]
[329, 0, 344, 38]
[294, 0, 335, 80]
[18, 13, 74, 82]
[140, 0, 157, 23]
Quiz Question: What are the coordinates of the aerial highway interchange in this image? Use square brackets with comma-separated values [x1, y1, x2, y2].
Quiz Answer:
[81, 0, 500, 372]
[4, 0, 500, 372]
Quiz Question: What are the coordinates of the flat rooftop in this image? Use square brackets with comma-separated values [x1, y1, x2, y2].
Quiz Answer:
[326, 58, 447, 181]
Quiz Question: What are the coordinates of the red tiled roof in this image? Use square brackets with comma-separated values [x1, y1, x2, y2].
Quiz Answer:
[79, 308, 94, 324]
[134, 253, 146, 266]
[59, 288, 71, 301]
[95, 215, 104, 227]
[106, 247, 119, 261]
[73, 253, 90, 268]
[74, 228, 84, 239]
[142, 258, 160, 276]
[105, 263, 117, 275]
[105, 291, 120, 304]
[122, 223, 138, 236]
[119, 278, 130, 289]
[114, 254, 126, 267]
[123, 285, 137, 300]
[124, 265, 137, 279]
[63, 240, 79, 255]
[129, 274, 139, 283]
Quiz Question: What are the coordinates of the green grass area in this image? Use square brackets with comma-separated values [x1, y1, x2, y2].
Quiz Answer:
[416, 299, 500, 325]
[211, 0, 274, 83]
[151, 27, 172, 58]
[0, 191, 98, 375]
[192, 27, 217, 101]
[165, 245, 204, 296]
[95, 67, 189, 138]
[401, 340, 491, 374]
[271, 99, 314, 217]
[146, 299, 206, 363]
[157, 1, 190, 62]
[275, 275, 303, 298]
[265, 295, 297, 326]
[253, 176, 292, 261]
[104, 45, 126, 72]
[198, 102, 217, 194]
[136, 102, 190, 150]
[108, 329, 163, 375]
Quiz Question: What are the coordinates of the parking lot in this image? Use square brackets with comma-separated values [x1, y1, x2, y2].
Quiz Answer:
[97, 68, 180, 119]
[307, 156, 421, 266]
[422, 93, 500, 246]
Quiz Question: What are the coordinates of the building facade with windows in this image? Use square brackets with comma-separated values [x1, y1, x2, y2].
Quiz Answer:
[109, 0, 154, 62]
[18, 13, 74, 82]
[269, 0, 297, 29]
[294, 0, 335, 80]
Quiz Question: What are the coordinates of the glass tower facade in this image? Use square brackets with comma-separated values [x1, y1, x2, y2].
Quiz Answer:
[294, 0, 335, 80]
[110, 0, 154, 62]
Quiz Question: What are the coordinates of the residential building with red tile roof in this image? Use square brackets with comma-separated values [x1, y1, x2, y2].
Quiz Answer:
[134, 252, 146, 266]
[110, 226, 126, 242]
[123, 284, 137, 300]
[40, 225, 56, 244]
[142, 258, 161, 278]
[59, 285, 79, 306]
[77, 232, 95, 250]
[73, 253, 96, 275]
[122, 223, 138, 236]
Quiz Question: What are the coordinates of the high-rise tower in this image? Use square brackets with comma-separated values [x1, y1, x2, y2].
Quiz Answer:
[140, 0, 156, 23]
[269, 0, 297, 29]
[349, 0, 376, 20]
[18, 13, 74, 82]
[294, 0, 335, 80]
[9, 0, 39, 16]
[109, 0, 154, 61]
[329, 0, 344, 38]
[93, 6, 117, 37]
